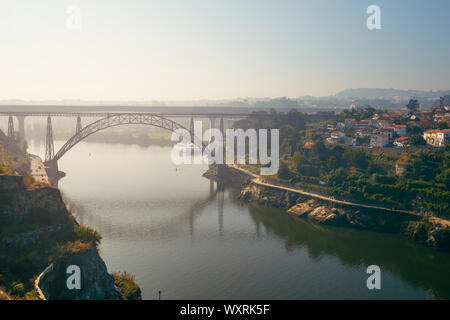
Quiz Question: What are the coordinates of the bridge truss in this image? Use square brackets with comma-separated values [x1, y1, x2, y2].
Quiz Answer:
[50, 113, 204, 163]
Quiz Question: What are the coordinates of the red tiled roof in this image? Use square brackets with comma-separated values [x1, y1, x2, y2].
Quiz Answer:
[396, 137, 409, 141]
[304, 142, 316, 149]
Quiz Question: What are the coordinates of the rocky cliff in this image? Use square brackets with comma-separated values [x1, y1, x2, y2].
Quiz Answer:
[0, 174, 127, 299]
[0, 175, 68, 223]
[39, 247, 122, 300]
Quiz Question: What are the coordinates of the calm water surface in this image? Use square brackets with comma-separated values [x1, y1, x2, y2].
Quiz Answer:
[28, 139, 450, 300]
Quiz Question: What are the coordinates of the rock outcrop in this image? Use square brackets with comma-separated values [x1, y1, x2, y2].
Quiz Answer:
[404, 219, 450, 249]
[40, 247, 122, 300]
[238, 182, 299, 208]
[288, 199, 345, 225]
[0, 174, 126, 300]
[0, 175, 68, 223]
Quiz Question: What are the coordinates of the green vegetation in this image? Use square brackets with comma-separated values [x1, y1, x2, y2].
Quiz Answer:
[57, 225, 103, 258]
[112, 271, 142, 300]
[403, 218, 450, 249]
[234, 111, 450, 218]
[74, 225, 102, 244]
[406, 99, 420, 111]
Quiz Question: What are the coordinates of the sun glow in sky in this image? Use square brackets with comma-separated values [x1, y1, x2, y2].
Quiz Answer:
[1, 0, 449, 101]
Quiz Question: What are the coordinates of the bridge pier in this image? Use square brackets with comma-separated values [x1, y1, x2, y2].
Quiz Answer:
[219, 117, 224, 135]
[209, 117, 216, 143]
[76, 115, 82, 134]
[16, 115, 26, 147]
[44, 158, 65, 186]
[7, 116, 14, 138]
[45, 116, 55, 162]
[189, 116, 194, 144]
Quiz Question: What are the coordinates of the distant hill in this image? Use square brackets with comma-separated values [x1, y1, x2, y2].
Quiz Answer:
[334, 88, 450, 100]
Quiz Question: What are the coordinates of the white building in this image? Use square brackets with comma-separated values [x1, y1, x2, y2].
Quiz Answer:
[423, 129, 450, 147]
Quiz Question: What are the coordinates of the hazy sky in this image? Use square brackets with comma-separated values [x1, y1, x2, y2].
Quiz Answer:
[1, 0, 449, 101]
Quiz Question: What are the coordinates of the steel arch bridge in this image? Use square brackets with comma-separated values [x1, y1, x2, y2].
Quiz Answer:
[49, 113, 205, 163]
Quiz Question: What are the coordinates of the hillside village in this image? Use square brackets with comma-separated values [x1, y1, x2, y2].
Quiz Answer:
[326, 100, 450, 148]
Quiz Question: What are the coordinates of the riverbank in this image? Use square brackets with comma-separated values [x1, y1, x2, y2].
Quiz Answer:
[0, 132, 141, 299]
[205, 164, 450, 250]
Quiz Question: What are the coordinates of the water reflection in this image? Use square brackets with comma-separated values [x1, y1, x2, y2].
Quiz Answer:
[245, 200, 450, 300]
[26, 139, 450, 299]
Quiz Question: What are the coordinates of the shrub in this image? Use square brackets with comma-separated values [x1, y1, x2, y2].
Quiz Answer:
[74, 225, 102, 244]
[11, 282, 25, 297]
[112, 271, 142, 300]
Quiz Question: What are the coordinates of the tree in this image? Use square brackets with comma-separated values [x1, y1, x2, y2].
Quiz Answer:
[409, 135, 426, 146]
[343, 149, 368, 170]
[407, 125, 423, 135]
[327, 156, 339, 170]
[312, 141, 327, 160]
[278, 161, 292, 180]
[406, 99, 420, 111]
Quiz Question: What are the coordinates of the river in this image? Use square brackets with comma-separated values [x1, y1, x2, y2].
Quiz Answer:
[27, 139, 450, 300]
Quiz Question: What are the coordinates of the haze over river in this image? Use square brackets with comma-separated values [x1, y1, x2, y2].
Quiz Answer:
[27, 139, 450, 300]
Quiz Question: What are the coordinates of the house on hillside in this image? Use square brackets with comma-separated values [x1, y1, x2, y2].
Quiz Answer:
[394, 136, 409, 147]
[423, 129, 450, 147]
[303, 142, 316, 155]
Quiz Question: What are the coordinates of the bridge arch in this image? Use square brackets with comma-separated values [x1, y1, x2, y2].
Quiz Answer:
[49, 113, 205, 163]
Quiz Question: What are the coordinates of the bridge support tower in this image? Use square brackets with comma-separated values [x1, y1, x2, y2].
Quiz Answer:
[76, 115, 82, 134]
[190, 116, 194, 144]
[8, 116, 14, 138]
[209, 117, 216, 143]
[45, 116, 55, 163]
[16, 115, 26, 148]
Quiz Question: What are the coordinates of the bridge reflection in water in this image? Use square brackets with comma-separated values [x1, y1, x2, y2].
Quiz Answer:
[70, 177, 228, 243]
[68, 177, 450, 299]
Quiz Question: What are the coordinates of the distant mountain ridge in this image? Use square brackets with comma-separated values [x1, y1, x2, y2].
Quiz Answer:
[334, 88, 450, 100]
